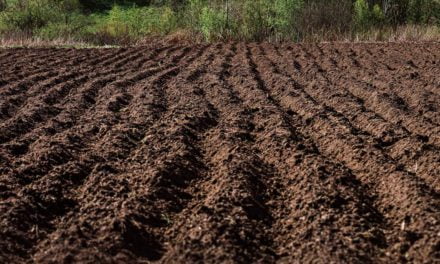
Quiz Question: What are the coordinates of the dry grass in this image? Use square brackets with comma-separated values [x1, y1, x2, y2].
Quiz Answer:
[0, 32, 117, 48]
[0, 25, 438, 47]
[353, 25, 440, 42]
[299, 25, 440, 43]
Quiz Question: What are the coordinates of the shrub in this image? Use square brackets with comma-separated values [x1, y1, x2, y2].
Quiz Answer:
[239, 0, 302, 41]
[297, 0, 353, 41]
[199, 6, 227, 41]
[0, 0, 6, 12]
[185, 0, 205, 29]
[89, 5, 179, 44]
[383, 0, 410, 25]
[371, 4, 385, 25]
[354, 0, 370, 30]
[183, 0, 303, 41]
[354, 0, 385, 31]
[270, 0, 303, 40]
[36, 12, 92, 40]
[406, 0, 440, 24]
[0, 1, 57, 33]
[78, 0, 156, 12]
[240, 0, 270, 40]
[0, 0, 81, 33]
[0, 0, 438, 43]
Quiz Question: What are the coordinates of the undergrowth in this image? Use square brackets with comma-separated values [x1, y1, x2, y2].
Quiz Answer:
[0, 0, 438, 45]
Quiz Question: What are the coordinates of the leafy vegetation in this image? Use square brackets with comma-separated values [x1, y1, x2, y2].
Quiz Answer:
[0, 0, 438, 44]
[354, 0, 384, 30]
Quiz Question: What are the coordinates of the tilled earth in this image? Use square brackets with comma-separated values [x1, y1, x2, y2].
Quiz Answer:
[0, 42, 439, 263]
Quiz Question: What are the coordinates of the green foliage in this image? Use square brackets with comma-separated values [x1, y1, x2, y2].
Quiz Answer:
[1, 1, 56, 32]
[296, 0, 353, 41]
[199, 6, 227, 41]
[35, 12, 92, 40]
[0, 0, 438, 43]
[239, 0, 302, 41]
[78, 0, 156, 12]
[181, 0, 303, 41]
[240, 0, 270, 40]
[371, 4, 385, 25]
[89, 5, 178, 43]
[354, 0, 370, 29]
[354, 0, 385, 30]
[184, 0, 205, 30]
[270, 0, 303, 40]
[0, 0, 81, 33]
[0, 0, 6, 12]
[406, 0, 440, 24]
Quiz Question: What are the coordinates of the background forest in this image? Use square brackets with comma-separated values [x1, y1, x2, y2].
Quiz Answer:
[0, 0, 439, 44]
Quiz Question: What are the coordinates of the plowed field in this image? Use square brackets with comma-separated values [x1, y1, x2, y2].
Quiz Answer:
[0, 43, 439, 263]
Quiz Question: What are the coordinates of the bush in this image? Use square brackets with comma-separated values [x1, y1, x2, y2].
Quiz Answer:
[239, 0, 302, 41]
[297, 0, 352, 41]
[185, 0, 205, 29]
[270, 0, 303, 40]
[89, 5, 179, 44]
[383, 0, 410, 25]
[184, 0, 236, 40]
[0, 0, 81, 33]
[406, 0, 440, 24]
[199, 6, 227, 41]
[0, 0, 438, 44]
[354, 0, 384, 31]
[78, 0, 156, 12]
[240, 0, 270, 40]
[0, 1, 57, 33]
[36, 12, 93, 40]
[372, 4, 385, 26]
[354, 0, 370, 29]
[0, 0, 6, 12]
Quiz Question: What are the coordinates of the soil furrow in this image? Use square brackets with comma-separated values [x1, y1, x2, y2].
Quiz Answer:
[0, 45, 177, 147]
[301, 45, 440, 148]
[332, 44, 440, 124]
[1, 43, 438, 264]
[20, 44, 209, 263]
[243, 43, 392, 263]
[159, 43, 281, 263]
[0, 47, 152, 122]
[318, 44, 440, 126]
[266, 44, 440, 194]
[247, 44, 440, 263]
[0, 45, 201, 263]
[0, 50, 100, 94]
[0, 45, 196, 197]
[0, 51, 69, 82]
[0, 48, 132, 115]
[0, 48, 67, 72]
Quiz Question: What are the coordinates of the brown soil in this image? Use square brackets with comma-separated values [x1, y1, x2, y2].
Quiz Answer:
[0, 42, 439, 263]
